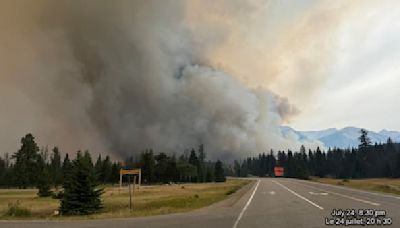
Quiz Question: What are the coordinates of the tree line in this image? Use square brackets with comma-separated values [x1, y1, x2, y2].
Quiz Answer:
[0, 134, 226, 189]
[231, 130, 400, 179]
[0, 133, 226, 215]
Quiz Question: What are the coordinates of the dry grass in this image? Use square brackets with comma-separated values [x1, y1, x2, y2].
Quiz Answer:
[0, 179, 250, 220]
[311, 177, 400, 195]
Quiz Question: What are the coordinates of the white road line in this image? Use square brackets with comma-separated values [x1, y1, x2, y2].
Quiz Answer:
[293, 181, 380, 206]
[272, 180, 324, 210]
[232, 180, 260, 228]
[298, 179, 400, 200]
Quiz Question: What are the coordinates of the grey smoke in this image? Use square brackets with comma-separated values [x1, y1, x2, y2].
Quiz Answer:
[0, 0, 323, 160]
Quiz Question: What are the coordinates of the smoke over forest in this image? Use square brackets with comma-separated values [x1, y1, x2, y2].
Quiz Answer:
[0, 0, 356, 160]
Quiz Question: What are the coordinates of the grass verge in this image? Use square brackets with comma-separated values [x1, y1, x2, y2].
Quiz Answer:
[311, 177, 400, 195]
[0, 179, 250, 220]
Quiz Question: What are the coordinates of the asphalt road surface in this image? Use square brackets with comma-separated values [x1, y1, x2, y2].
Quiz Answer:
[2, 178, 399, 228]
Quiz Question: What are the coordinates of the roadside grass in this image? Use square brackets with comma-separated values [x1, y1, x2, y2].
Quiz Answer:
[0, 179, 250, 220]
[311, 177, 400, 195]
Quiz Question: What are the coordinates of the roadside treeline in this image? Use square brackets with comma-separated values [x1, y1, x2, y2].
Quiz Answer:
[0, 134, 226, 189]
[232, 130, 400, 179]
[126, 145, 226, 184]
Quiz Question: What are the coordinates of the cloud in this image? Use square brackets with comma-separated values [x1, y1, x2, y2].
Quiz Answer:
[0, 0, 327, 160]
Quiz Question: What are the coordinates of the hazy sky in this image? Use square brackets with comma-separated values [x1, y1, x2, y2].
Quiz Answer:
[266, 1, 400, 132]
[188, 0, 400, 132]
[0, 0, 399, 157]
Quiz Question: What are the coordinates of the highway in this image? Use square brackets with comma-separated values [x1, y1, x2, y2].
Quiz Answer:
[2, 178, 399, 228]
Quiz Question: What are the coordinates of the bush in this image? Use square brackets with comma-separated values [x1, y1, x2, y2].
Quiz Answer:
[52, 191, 64, 199]
[5, 201, 31, 217]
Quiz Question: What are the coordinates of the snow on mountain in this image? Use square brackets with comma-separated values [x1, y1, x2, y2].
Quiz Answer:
[280, 126, 400, 149]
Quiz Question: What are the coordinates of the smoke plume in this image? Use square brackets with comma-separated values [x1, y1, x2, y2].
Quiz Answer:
[0, 0, 350, 160]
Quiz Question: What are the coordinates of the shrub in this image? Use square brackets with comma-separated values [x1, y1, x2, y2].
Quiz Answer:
[5, 201, 31, 217]
[52, 191, 64, 199]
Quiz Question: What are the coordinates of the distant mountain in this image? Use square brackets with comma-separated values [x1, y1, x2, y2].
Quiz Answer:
[280, 126, 400, 149]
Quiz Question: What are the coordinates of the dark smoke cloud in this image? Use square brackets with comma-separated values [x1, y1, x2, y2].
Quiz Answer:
[0, 0, 322, 160]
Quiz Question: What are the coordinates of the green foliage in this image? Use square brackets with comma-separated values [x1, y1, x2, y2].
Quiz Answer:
[50, 147, 63, 188]
[214, 160, 226, 182]
[394, 153, 400, 178]
[36, 168, 53, 197]
[235, 139, 400, 180]
[140, 150, 156, 183]
[2, 134, 224, 190]
[12, 134, 40, 189]
[60, 151, 103, 215]
[358, 129, 372, 149]
[5, 201, 31, 217]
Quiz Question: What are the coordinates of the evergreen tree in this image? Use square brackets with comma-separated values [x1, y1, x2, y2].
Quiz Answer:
[12, 134, 40, 188]
[359, 129, 371, 149]
[383, 163, 393, 178]
[188, 149, 199, 182]
[315, 147, 325, 177]
[139, 150, 155, 183]
[62, 153, 72, 179]
[206, 161, 215, 182]
[101, 156, 112, 183]
[189, 149, 199, 166]
[50, 147, 62, 188]
[214, 160, 226, 182]
[198, 144, 207, 182]
[154, 153, 169, 183]
[0, 156, 6, 187]
[60, 151, 103, 215]
[166, 155, 179, 182]
[233, 160, 241, 177]
[109, 162, 121, 183]
[286, 150, 294, 177]
[36, 167, 52, 197]
[394, 153, 400, 178]
[94, 155, 103, 183]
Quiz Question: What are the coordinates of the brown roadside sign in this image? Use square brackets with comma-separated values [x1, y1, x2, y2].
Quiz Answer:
[120, 169, 141, 175]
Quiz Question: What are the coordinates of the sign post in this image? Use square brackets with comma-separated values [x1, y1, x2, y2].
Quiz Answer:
[128, 175, 132, 210]
[119, 168, 141, 211]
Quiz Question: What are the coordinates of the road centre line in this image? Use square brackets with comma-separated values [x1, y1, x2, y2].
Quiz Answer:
[272, 180, 324, 210]
[232, 180, 260, 228]
[292, 180, 380, 206]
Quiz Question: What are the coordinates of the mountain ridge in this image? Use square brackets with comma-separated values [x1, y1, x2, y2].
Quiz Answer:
[281, 126, 400, 149]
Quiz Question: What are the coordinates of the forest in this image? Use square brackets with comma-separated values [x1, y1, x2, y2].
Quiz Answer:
[0, 134, 226, 190]
[230, 129, 400, 179]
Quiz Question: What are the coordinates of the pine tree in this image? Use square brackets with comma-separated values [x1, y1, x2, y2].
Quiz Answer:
[50, 147, 62, 188]
[188, 149, 199, 182]
[12, 134, 40, 188]
[0, 156, 6, 188]
[36, 167, 52, 197]
[60, 151, 103, 215]
[358, 129, 371, 149]
[198, 144, 206, 182]
[101, 156, 112, 183]
[94, 155, 103, 183]
[154, 153, 169, 183]
[394, 153, 400, 178]
[139, 150, 155, 183]
[214, 160, 226, 182]
[109, 162, 121, 183]
[315, 147, 325, 178]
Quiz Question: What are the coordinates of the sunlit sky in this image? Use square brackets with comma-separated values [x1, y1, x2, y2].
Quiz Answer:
[192, 0, 400, 132]
[268, 1, 400, 132]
